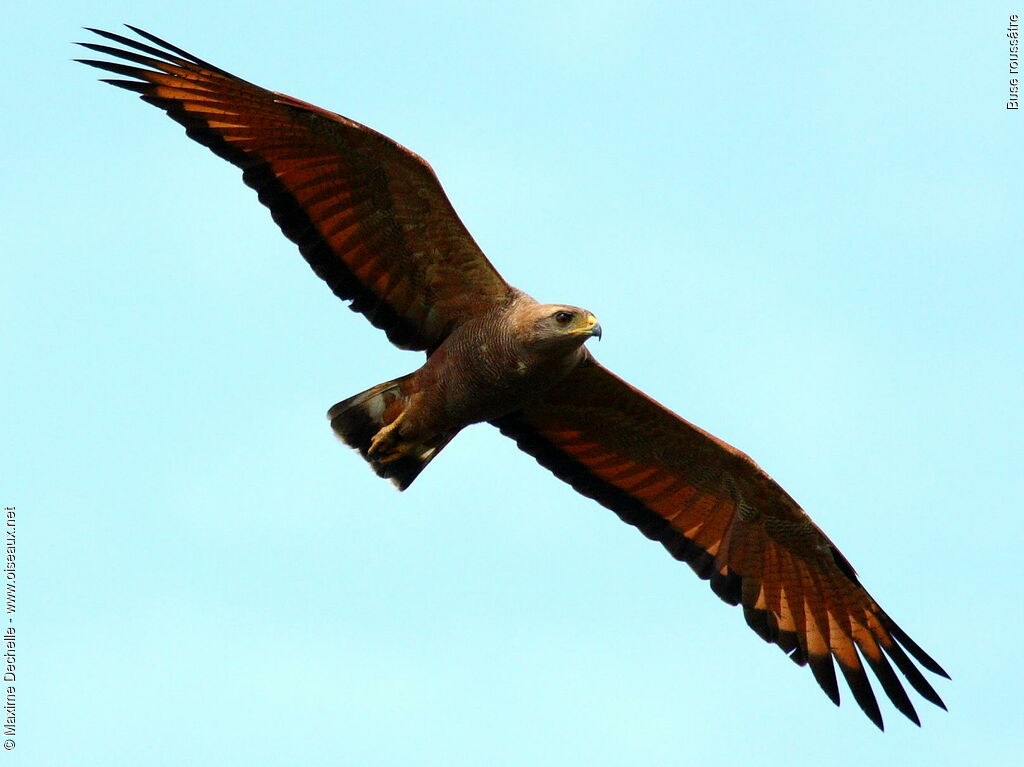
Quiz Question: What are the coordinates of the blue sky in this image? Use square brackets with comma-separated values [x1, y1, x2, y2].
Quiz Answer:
[3, 2, 1022, 764]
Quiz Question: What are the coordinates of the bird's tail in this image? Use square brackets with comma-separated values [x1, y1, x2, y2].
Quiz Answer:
[328, 375, 454, 490]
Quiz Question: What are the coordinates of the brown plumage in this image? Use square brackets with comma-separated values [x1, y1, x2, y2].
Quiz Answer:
[77, 26, 949, 729]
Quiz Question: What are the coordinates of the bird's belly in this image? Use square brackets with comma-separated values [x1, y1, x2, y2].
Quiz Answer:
[438, 352, 582, 428]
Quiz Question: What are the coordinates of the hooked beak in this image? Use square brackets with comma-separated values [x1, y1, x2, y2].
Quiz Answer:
[583, 312, 602, 341]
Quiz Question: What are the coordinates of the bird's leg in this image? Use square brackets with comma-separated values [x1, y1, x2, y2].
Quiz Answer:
[367, 410, 409, 463]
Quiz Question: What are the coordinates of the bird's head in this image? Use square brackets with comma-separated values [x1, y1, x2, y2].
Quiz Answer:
[519, 303, 602, 353]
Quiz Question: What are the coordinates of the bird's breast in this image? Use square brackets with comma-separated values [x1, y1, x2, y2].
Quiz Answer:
[416, 322, 581, 430]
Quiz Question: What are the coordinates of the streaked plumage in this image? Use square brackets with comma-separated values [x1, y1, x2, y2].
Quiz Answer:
[77, 26, 949, 729]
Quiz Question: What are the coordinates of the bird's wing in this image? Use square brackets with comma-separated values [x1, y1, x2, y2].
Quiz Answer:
[77, 26, 514, 352]
[492, 356, 949, 729]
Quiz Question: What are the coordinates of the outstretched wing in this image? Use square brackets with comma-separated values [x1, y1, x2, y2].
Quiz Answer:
[77, 26, 514, 352]
[492, 357, 949, 729]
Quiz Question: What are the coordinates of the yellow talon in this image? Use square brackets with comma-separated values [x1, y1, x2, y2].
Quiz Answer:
[367, 411, 407, 459]
[375, 441, 419, 465]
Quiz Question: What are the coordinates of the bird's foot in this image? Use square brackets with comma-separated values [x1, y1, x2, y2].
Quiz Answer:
[375, 440, 421, 465]
[367, 412, 407, 461]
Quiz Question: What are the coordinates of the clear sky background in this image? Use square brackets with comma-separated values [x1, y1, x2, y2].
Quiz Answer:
[3, 2, 1021, 765]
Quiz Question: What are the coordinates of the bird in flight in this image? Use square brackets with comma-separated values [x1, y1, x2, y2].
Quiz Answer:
[77, 26, 949, 729]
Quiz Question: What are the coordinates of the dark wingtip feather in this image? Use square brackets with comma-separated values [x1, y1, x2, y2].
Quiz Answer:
[863, 648, 921, 726]
[75, 58, 149, 79]
[808, 653, 842, 707]
[884, 615, 950, 679]
[98, 78, 150, 93]
[79, 26, 181, 64]
[880, 635, 947, 710]
[77, 41, 168, 71]
[78, 26, 233, 80]
[837, 656, 885, 730]
[122, 24, 225, 72]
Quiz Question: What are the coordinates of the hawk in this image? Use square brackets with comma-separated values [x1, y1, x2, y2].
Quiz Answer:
[77, 26, 949, 729]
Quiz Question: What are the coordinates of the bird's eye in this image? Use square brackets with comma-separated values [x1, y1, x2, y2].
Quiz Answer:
[553, 311, 574, 325]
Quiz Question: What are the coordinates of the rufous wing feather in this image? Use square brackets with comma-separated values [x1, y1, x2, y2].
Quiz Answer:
[77, 26, 514, 352]
[493, 356, 949, 729]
